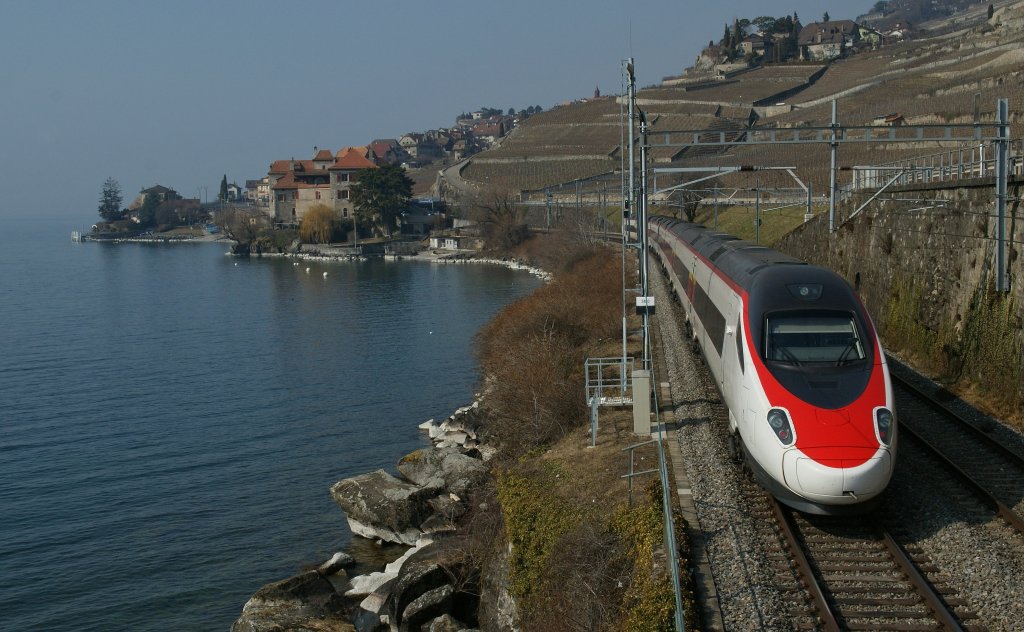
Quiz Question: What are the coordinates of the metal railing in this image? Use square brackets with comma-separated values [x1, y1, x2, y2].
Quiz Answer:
[585, 356, 635, 404]
[850, 139, 1024, 190]
[585, 356, 635, 447]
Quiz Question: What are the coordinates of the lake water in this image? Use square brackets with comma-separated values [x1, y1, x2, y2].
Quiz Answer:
[0, 218, 542, 631]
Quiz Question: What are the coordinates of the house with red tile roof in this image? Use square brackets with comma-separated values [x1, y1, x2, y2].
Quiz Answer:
[313, 148, 335, 170]
[268, 147, 378, 226]
[369, 139, 404, 165]
[471, 118, 507, 146]
[129, 184, 181, 210]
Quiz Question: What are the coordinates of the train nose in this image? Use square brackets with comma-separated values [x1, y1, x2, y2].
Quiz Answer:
[783, 449, 893, 500]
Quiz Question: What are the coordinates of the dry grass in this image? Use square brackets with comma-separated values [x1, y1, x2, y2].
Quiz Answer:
[464, 233, 682, 630]
[689, 201, 822, 246]
[679, 78, 811, 103]
[475, 247, 627, 457]
[526, 99, 622, 125]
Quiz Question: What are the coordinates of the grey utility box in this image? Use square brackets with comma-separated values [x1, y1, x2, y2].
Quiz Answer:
[631, 369, 651, 435]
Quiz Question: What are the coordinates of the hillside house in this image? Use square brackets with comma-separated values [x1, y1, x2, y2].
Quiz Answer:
[451, 139, 470, 161]
[399, 133, 444, 161]
[872, 113, 905, 126]
[369, 139, 404, 165]
[471, 118, 507, 146]
[857, 24, 884, 47]
[799, 20, 860, 60]
[739, 34, 774, 59]
[885, 23, 912, 40]
[399, 133, 423, 156]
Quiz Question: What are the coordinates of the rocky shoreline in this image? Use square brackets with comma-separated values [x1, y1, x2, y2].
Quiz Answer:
[231, 403, 496, 632]
[232, 254, 547, 632]
[249, 246, 553, 282]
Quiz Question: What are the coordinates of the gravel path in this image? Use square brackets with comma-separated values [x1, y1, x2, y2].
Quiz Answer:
[649, 261, 792, 631]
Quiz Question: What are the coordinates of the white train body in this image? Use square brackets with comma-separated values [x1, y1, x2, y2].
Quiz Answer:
[649, 217, 896, 514]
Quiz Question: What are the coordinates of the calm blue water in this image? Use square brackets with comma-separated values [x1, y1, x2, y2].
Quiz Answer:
[0, 218, 541, 631]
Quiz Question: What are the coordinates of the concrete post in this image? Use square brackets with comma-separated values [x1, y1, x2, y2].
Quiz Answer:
[632, 369, 651, 435]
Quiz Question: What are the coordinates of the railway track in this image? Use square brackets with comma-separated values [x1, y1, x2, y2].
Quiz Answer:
[891, 374, 1024, 536]
[754, 484, 979, 631]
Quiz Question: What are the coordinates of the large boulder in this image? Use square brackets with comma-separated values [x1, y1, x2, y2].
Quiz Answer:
[330, 470, 437, 545]
[420, 495, 466, 535]
[401, 585, 455, 632]
[387, 540, 479, 631]
[396, 447, 488, 497]
[231, 570, 353, 632]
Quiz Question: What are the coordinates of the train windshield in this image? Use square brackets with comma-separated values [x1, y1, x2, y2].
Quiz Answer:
[765, 311, 865, 366]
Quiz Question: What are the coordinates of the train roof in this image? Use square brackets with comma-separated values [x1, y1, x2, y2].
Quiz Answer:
[651, 216, 805, 290]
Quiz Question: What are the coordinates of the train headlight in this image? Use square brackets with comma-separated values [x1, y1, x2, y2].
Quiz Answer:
[766, 408, 795, 446]
[875, 408, 894, 446]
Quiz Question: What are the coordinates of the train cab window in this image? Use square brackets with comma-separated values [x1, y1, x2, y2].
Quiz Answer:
[764, 311, 865, 366]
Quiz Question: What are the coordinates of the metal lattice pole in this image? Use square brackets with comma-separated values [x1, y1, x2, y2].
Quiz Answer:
[996, 98, 1009, 292]
[829, 100, 839, 232]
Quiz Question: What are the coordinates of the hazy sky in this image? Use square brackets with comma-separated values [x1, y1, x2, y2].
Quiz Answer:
[1, 0, 860, 220]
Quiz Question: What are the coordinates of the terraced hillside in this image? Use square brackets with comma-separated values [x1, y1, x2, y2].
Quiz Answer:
[455, 0, 1024, 203]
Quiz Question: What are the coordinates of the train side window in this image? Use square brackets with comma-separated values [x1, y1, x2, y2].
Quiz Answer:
[735, 317, 744, 373]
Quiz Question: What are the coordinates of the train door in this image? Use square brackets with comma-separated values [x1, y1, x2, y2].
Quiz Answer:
[721, 298, 739, 398]
[685, 253, 698, 325]
[722, 307, 747, 424]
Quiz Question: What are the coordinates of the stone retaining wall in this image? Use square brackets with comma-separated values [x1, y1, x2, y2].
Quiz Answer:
[777, 176, 1024, 410]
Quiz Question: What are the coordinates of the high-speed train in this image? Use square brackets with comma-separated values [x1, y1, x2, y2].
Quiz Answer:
[648, 216, 896, 514]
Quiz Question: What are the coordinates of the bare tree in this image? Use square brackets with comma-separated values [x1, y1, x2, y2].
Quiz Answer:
[678, 189, 703, 222]
[215, 207, 267, 254]
[461, 185, 529, 250]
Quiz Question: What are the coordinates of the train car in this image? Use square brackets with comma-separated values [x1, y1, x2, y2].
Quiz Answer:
[648, 216, 896, 514]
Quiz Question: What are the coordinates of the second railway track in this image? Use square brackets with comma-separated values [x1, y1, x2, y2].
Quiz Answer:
[891, 372, 1024, 535]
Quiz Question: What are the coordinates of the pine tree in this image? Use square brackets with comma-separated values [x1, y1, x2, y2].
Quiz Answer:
[350, 164, 414, 238]
[97, 177, 123, 221]
[219, 174, 228, 202]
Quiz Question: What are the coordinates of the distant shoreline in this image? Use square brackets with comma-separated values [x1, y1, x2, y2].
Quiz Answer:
[80, 229, 227, 244]
[256, 247, 552, 280]
[79, 230, 552, 279]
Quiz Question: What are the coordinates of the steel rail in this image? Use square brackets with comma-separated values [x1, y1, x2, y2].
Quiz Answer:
[881, 533, 966, 632]
[892, 374, 1024, 535]
[892, 373, 1024, 470]
[770, 498, 842, 632]
[771, 496, 968, 631]
[898, 422, 1024, 535]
